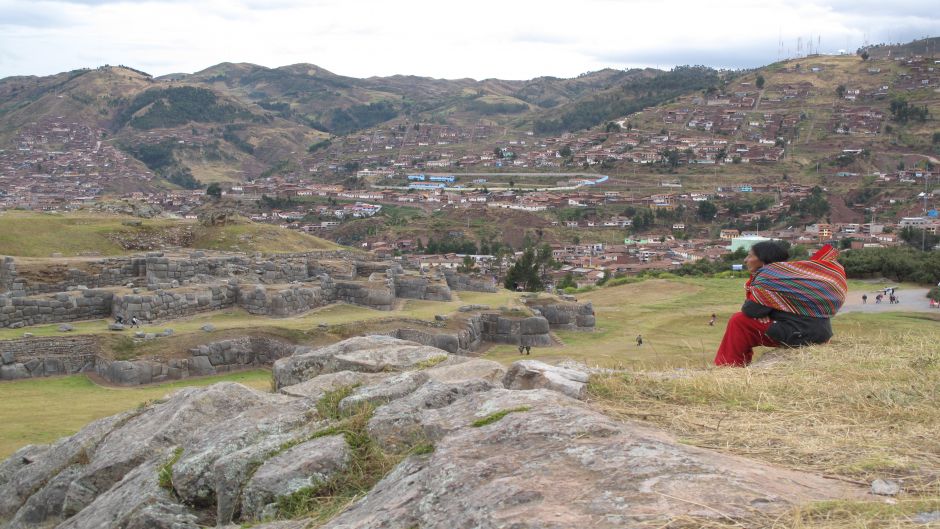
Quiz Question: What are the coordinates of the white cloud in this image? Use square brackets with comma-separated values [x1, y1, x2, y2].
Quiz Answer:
[0, 0, 937, 79]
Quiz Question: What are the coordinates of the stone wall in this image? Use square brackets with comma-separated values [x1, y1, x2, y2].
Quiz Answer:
[443, 270, 498, 293]
[0, 256, 145, 296]
[238, 285, 327, 317]
[325, 279, 395, 311]
[526, 300, 596, 331]
[0, 290, 114, 328]
[111, 284, 237, 322]
[95, 336, 296, 386]
[479, 314, 553, 347]
[392, 275, 452, 302]
[390, 317, 483, 355]
[144, 254, 248, 286]
[0, 336, 101, 380]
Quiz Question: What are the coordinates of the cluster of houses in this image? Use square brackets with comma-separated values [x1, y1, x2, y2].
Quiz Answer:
[0, 119, 154, 210]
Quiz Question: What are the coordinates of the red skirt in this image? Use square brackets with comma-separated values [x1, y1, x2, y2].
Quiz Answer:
[714, 312, 780, 367]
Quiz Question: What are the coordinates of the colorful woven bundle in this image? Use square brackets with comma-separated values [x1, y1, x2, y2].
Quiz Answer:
[746, 244, 847, 318]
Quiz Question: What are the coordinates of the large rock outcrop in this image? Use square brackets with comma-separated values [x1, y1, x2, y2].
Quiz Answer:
[0, 336, 869, 529]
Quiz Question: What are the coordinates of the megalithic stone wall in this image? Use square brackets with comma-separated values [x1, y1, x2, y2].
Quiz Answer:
[0, 290, 114, 328]
[0, 336, 101, 380]
[111, 284, 238, 322]
[443, 270, 498, 293]
[237, 285, 327, 316]
[526, 300, 596, 331]
[479, 314, 553, 347]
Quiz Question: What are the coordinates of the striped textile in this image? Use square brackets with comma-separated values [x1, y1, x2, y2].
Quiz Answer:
[746, 244, 847, 318]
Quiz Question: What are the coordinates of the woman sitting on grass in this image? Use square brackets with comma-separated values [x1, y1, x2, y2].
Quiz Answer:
[714, 242, 847, 367]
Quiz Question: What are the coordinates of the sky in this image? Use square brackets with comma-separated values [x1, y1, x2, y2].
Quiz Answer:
[1, 0, 938, 81]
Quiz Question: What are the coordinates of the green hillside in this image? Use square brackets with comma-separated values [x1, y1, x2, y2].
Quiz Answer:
[0, 211, 341, 257]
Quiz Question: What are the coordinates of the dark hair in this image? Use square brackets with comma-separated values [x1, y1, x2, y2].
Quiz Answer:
[750, 241, 789, 265]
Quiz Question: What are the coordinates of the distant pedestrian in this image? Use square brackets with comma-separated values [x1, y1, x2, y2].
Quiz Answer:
[524, 345, 531, 355]
[894, 295, 900, 304]
[709, 313, 717, 326]
[875, 294, 883, 304]
[115, 315, 124, 325]
[636, 334, 643, 347]
[862, 294, 868, 304]
[130, 316, 140, 328]
[518, 344, 525, 355]
[889, 294, 896, 304]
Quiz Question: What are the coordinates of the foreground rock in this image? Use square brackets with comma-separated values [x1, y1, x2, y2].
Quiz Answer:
[272, 335, 448, 390]
[0, 336, 869, 529]
[503, 359, 590, 399]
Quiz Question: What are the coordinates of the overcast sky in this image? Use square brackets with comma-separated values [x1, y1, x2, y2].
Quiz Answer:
[1, 0, 938, 81]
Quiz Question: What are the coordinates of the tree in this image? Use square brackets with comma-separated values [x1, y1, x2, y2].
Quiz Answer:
[605, 121, 621, 133]
[860, 50, 870, 60]
[457, 255, 477, 273]
[557, 272, 576, 290]
[494, 147, 504, 159]
[558, 145, 572, 158]
[696, 200, 718, 221]
[660, 148, 680, 169]
[836, 85, 846, 98]
[755, 75, 765, 89]
[206, 182, 222, 199]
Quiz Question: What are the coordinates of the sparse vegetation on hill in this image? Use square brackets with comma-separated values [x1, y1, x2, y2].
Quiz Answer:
[0, 211, 340, 256]
[117, 86, 254, 130]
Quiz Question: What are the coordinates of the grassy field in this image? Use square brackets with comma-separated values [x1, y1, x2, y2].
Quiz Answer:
[0, 210, 340, 257]
[482, 277, 935, 368]
[0, 370, 272, 458]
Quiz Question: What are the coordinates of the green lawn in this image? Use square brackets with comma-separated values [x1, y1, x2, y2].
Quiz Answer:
[0, 370, 272, 458]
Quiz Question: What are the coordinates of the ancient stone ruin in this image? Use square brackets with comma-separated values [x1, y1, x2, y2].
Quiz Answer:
[0, 252, 595, 384]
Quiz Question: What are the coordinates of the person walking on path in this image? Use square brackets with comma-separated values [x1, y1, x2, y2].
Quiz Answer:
[862, 294, 868, 304]
[130, 316, 140, 328]
[714, 242, 846, 367]
[709, 313, 717, 326]
[636, 334, 643, 347]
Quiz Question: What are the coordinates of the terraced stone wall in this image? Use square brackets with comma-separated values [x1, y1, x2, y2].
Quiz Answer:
[0, 290, 114, 328]
[0, 336, 101, 380]
[238, 285, 327, 316]
[111, 284, 237, 322]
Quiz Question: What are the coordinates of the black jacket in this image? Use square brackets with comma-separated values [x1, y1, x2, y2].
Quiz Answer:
[741, 300, 833, 347]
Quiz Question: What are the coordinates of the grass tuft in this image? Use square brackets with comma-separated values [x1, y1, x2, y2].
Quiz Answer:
[274, 404, 404, 523]
[157, 447, 184, 490]
[315, 385, 359, 421]
[471, 406, 531, 427]
[415, 356, 448, 370]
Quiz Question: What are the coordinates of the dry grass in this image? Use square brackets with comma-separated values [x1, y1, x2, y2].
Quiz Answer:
[588, 332, 940, 494]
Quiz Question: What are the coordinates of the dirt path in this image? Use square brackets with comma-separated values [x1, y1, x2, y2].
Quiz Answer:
[839, 287, 936, 314]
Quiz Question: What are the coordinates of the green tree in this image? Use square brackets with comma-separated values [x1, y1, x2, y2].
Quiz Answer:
[558, 145, 572, 158]
[557, 272, 577, 290]
[836, 85, 846, 98]
[696, 200, 718, 221]
[755, 75, 765, 89]
[206, 182, 222, 199]
[457, 255, 477, 273]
